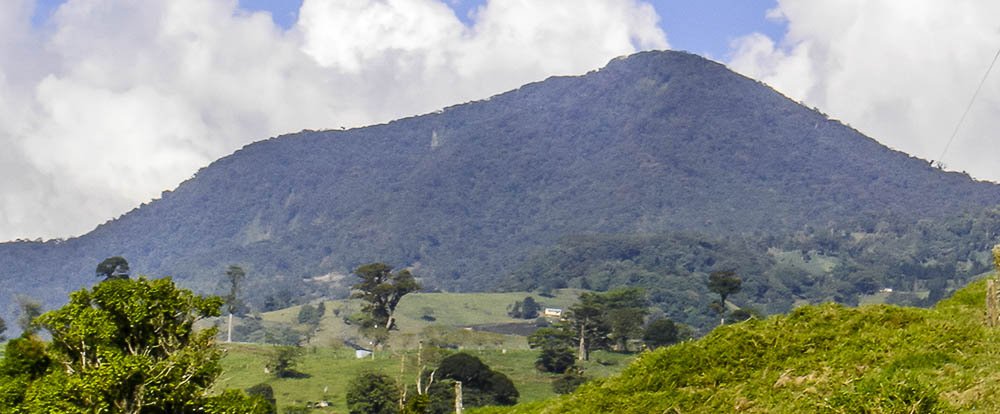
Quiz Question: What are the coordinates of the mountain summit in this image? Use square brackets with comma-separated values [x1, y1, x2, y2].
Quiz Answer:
[3, 50, 999, 312]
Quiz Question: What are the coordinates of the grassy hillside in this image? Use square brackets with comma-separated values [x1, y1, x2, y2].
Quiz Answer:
[478, 277, 1000, 413]
[237, 289, 584, 349]
[212, 289, 626, 412]
[213, 346, 632, 413]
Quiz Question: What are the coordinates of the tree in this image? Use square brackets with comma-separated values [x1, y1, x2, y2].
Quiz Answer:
[0, 276, 262, 413]
[508, 296, 541, 319]
[267, 346, 305, 378]
[223, 265, 246, 343]
[95, 256, 130, 280]
[565, 293, 609, 361]
[564, 288, 647, 359]
[429, 353, 518, 410]
[643, 318, 679, 349]
[0, 334, 52, 409]
[528, 327, 576, 373]
[245, 383, 277, 414]
[14, 295, 42, 335]
[521, 296, 540, 319]
[346, 371, 399, 414]
[600, 288, 648, 352]
[223, 265, 246, 314]
[0, 316, 6, 341]
[351, 263, 421, 348]
[297, 302, 325, 326]
[708, 270, 742, 325]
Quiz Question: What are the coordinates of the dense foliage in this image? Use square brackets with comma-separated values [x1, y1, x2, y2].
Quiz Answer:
[480, 278, 1000, 413]
[346, 371, 399, 414]
[3, 50, 1000, 326]
[428, 353, 518, 412]
[352, 262, 421, 347]
[504, 211, 1000, 332]
[0, 277, 267, 413]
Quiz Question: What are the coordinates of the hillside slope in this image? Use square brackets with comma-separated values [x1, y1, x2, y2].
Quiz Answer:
[482, 278, 1000, 413]
[3, 50, 1000, 315]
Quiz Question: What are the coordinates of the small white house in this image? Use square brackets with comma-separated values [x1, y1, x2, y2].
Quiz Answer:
[543, 308, 563, 318]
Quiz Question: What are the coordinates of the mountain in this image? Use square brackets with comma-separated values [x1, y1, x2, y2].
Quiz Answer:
[3, 50, 1000, 323]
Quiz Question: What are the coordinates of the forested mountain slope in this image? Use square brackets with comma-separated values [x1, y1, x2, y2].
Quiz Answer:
[3, 50, 999, 320]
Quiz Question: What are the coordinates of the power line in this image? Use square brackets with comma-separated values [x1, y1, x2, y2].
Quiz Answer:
[935, 45, 1000, 167]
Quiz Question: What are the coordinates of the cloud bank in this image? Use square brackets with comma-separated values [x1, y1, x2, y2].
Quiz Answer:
[0, 0, 667, 241]
[729, 0, 1000, 182]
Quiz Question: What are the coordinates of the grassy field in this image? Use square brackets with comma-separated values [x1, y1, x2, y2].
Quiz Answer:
[209, 288, 637, 412]
[213, 343, 634, 413]
[242, 289, 586, 350]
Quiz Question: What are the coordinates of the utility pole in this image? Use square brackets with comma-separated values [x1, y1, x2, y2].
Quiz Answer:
[454, 381, 463, 414]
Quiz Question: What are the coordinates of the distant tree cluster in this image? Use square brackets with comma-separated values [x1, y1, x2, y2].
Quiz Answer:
[298, 302, 327, 326]
[526, 288, 687, 393]
[345, 352, 517, 414]
[507, 296, 540, 319]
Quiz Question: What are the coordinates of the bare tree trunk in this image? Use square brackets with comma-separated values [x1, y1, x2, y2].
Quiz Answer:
[577, 322, 587, 361]
[227, 313, 233, 343]
[454, 381, 463, 414]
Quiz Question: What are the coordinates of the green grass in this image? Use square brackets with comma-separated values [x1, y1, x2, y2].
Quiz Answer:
[481, 277, 1000, 413]
[213, 344, 633, 413]
[770, 249, 840, 274]
[210, 288, 631, 412]
[246, 289, 585, 349]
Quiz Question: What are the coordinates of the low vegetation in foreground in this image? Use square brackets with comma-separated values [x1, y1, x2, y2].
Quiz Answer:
[478, 277, 1000, 414]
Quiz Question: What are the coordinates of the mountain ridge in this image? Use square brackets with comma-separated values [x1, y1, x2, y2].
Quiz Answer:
[3, 50, 999, 322]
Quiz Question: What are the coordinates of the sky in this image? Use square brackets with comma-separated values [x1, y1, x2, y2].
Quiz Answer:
[1, 0, 999, 242]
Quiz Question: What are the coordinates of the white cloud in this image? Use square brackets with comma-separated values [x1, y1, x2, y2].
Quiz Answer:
[0, 0, 668, 241]
[729, 0, 1000, 180]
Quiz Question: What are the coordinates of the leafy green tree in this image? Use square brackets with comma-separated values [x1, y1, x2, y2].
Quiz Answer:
[0, 335, 51, 409]
[351, 263, 421, 348]
[643, 318, 679, 349]
[245, 383, 277, 414]
[565, 293, 609, 361]
[561, 288, 651, 359]
[346, 371, 399, 414]
[267, 346, 305, 378]
[600, 288, 648, 352]
[507, 297, 540, 319]
[708, 270, 742, 325]
[223, 265, 246, 343]
[297, 302, 326, 326]
[223, 265, 246, 315]
[521, 296, 540, 319]
[528, 327, 576, 373]
[428, 353, 518, 411]
[0, 276, 257, 413]
[95, 256, 130, 280]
